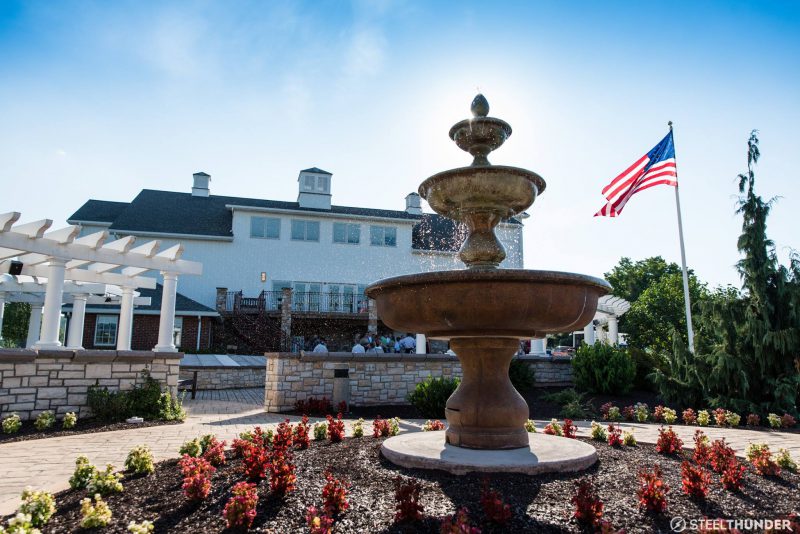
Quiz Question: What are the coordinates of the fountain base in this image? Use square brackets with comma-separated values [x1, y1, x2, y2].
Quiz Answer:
[381, 431, 597, 476]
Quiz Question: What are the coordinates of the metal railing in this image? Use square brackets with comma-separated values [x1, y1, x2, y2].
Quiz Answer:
[222, 290, 367, 315]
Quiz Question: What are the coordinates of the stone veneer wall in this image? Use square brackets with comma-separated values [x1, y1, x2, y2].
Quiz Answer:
[264, 352, 572, 412]
[0, 349, 182, 421]
[179, 366, 265, 390]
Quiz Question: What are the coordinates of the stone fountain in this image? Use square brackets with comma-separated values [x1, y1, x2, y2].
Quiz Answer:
[365, 95, 611, 474]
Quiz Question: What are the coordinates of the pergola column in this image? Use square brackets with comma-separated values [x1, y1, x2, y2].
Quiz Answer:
[0, 293, 5, 341]
[117, 286, 135, 351]
[415, 334, 426, 354]
[35, 258, 67, 350]
[26, 304, 43, 348]
[66, 293, 88, 349]
[528, 337, 546, 355]
[583, 322, 595, 345]
[154, 272, 178, 352]
[608, 316, 619, 345]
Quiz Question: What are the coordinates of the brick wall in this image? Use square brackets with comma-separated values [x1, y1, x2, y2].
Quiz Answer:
[0, 349, 182, 421]
[82, 314, 213, 351]
[263, 353, 573, 412]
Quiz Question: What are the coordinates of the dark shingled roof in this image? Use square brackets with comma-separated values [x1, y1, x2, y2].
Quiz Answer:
[300, 167, 332, 175]
[62, 283, 217, 314]
[67, 189, 520, 251]
[68, 200, 130, 224]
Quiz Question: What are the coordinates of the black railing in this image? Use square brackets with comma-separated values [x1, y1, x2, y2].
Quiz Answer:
[222, 290, 367, 315]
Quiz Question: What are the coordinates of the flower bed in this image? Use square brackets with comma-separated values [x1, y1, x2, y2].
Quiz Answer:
[6, 429, 799, 533]
[0, 418, 182, 444]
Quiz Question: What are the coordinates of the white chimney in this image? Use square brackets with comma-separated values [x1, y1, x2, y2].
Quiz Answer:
[192, 172, 210, 197]
[297, 167, 332, 210]
[405, 192, 422, 215]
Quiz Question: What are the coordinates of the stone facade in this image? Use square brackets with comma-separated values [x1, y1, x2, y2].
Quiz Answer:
[0, 349, 182, 421]
[264, 352, 573, 412]
[179, 366, 265, 390]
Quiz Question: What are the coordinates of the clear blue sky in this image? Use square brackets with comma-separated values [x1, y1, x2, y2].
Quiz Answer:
[1, 0, 798, 288]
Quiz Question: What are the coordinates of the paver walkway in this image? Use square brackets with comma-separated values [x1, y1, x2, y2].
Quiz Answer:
[1, 389, 798, 516]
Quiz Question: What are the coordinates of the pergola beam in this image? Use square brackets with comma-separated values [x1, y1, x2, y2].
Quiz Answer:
[1, 261, 157, 289]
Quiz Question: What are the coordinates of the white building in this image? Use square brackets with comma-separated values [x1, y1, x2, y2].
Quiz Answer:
[68, 168, 525, 313]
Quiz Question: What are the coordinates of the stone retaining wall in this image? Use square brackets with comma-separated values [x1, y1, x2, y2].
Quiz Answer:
[0, 349, 183, 421]
[180, 366, 265, 390]
[264, 352, 572, 412]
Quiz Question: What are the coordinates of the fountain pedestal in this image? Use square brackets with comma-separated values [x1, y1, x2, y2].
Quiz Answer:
[445, 337, 528, 449]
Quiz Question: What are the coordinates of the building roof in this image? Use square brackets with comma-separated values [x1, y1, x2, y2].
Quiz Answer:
[300, 167, 332, 175]
[67, 189, 520, 251]
[62, 283, 218, 316]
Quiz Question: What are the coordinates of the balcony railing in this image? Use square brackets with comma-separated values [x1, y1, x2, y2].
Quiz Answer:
[222, 290, 368, 315]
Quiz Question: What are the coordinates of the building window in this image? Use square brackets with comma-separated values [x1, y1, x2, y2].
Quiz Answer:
[370, 225, 397, 247]
[250, 216, 280, 239]
[303, 175, 315, 190]
[94, 315, 118, 346]
[291, 220, 320, 241]
[333, 222, 360, 244]
[173, 317, 183, 348]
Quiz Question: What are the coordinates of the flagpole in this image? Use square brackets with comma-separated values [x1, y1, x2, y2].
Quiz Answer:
[669, 121, 695, 353]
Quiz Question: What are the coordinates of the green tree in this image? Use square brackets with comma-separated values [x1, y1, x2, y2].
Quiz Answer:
[605, 256, 683, 303]
[1, 302, 30, 347]
[652, 131, 800, 414]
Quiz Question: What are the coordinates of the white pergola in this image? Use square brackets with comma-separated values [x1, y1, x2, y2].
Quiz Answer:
[583, 295, 631, 345]
[0, 212, 202, 352]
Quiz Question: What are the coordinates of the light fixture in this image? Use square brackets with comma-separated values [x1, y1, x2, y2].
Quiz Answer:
[260, 272, 267, 282]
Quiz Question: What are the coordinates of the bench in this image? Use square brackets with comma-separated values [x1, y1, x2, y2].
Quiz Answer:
[178, 370, 198, 400]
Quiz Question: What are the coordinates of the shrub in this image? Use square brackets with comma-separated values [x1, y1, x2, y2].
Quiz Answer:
[273, 420, 294, 452]
[423, 419, 446, 431]
[745, 443, 769, 462]
[541, 389, 589, 419]
[203, 438, 227, 467]
[680, 461, 710, 500]
[697, 410, 710, 426]
[572, 343, 635, 394]
[571, 478, 603, 528]
[663, 408, 678, 424]
[750, 448, 781, 476]
[18, 487, 56, 528]
[407, 376, 459, 418]
[62, 412, 77, 429]
[80, 494, 112, 528]
[713, 408, 727, 427]
[87, 370, 167, 421]
[125, 445, 155, 475]
[179, 438, 202, 458]
[524, 419, 537, 433]
[351, 418, 365, 438]
[607, 424, 623, 447]
[306, 506, 334, 534]
[337, 400, 348, 414]
[635, 402, 650, 423]
[655, 427, 683, 455]
[725, 411, 741, 427]
[327, 413, 345, 443]
[720, 458, 746, 491]
[781, 413, 797, 428]
[69, 455, 97, 489]
[313, 422, 328, 441]
[653, 405, 665, 423]
[637, 465, 668, 513]
[127, 520, 155, 533]
[681, 408, 697, 425]
[562, 419, 577, 439]
[544, 419, 563, 437]
[776, 448, 797, 472]
[322, 472, 349, 517]
[372, 416, 400, 437]
[295, 397, 333, 416]
[223, 482, 258, 530]
[2, 413, 22, 434]
[269, 451, 297, 496]
[87, 464, 123, 495]
[599, 402, 614, 420]
[767, 413, 782, 428]
[3, 513, 37, 533]
[295, 415, 311, 449]
[622, 405, 635, 421]
[179, 456, 215, 501]
[157, 391, 186, 421]
[693, 430, 711, 466]
[746, 413, 761, 426]
[440, 507, 479, 534]
[606, 406, 621, 422]
[480, 479, 512, 524]
[394, 479, 424, 523]
[34, 411, 55, 431]
[623, 430, 637, 446]
[709, 439, 736, 474]
[509, 358, 535, 391]
[590, 421, 607, 441]
[241, 443, 269, 481]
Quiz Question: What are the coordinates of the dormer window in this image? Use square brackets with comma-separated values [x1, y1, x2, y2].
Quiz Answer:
[303, 175, 315, 191]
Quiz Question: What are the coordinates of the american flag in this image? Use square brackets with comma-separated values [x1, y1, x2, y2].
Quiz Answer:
[594, 131, 678, 217]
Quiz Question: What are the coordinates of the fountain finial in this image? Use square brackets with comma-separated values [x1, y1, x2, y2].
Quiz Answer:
[471, 94, 489, 117]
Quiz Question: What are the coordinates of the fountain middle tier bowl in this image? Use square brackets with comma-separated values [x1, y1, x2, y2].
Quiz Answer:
[365, 269, 610, 339]
[418, 165, 546, 221]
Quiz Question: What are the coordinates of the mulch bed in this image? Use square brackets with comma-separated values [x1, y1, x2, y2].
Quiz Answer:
[20, 433, 800, 533]
[0, 419, 183, 444]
